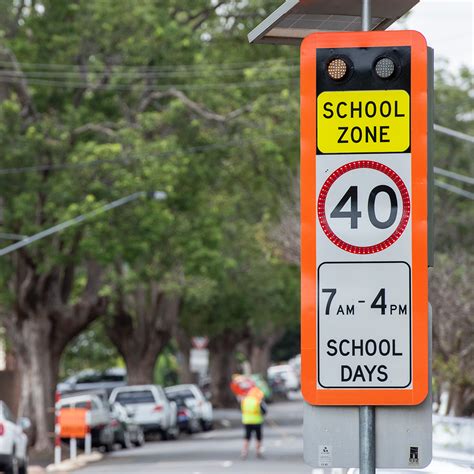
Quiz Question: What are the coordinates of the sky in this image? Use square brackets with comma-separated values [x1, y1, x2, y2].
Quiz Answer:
[390, 0, 474, 71]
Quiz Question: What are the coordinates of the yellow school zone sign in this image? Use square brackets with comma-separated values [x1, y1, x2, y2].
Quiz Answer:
[317, 90, 410, 153]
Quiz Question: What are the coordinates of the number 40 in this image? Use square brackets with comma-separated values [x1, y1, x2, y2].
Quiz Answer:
[330, 185, 398, 229]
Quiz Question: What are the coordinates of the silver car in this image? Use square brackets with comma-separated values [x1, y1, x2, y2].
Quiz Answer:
[165, 384, 213, 431]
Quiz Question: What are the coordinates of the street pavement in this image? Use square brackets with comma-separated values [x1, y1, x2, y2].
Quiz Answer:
[74, 400, 473, 474]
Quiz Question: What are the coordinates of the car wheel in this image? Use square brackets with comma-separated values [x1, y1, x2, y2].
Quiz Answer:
[170, 426, 180, 440]
[134, 430, 145, 447]
[161, 426, 179, 441]
[120, 431, 133, 449]
[5, 454, 19, 474]
[18, 459, 28, 474]
[103, 439, 114, 452]
[202, 420, 213, 431]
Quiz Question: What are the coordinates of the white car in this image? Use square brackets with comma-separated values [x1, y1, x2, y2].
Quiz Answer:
[268, 364, 300, 392]
[165, 384, 213, 431]
[0, 401, 29, 474]
[109, 385, 178, 439]
[58, 393, 115, 451]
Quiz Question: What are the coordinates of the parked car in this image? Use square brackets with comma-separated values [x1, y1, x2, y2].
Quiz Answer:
[110, 403, 145, 448]
[0, 402, 29, 474]
[57, 368, 127, 396]
[58, 393, 115, 452]
[171, 396, 201, 434]
[288, 354, 301, 379]
[165, 384, 213, 431]
[268, 372, 287, 399]
[109, 385, 178, 440]
[267, 364, 300, 394]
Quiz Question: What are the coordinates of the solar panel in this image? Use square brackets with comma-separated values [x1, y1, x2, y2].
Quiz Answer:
[248, 0, 419, 45]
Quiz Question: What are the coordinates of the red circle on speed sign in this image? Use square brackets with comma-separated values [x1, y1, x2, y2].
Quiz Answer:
[318, 160, 411, 254]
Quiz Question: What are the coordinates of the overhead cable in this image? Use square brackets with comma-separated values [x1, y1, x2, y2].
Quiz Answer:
[0, 58, 299, 72]
[0, 131, 297, 175]
[435, 180, 474, 200]
[434, 124, 474, 144]
[0, 65, 300, 79]
[434, 167, 474, 185]
[0, 76, 298, 91]
[0, 192, 150, 257]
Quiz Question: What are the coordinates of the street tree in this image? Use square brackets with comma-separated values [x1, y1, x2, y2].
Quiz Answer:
[0, 0, 300, 448]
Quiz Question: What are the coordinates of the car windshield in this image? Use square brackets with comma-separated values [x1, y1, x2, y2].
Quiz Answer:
[115, 390, 155, 405]
[60, 400, 95, 409]
[167, 389, 195, 400]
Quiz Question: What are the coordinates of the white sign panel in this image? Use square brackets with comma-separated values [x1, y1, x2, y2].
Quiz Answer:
[316, 153, 412, 389]
[318, 261, 411, 388]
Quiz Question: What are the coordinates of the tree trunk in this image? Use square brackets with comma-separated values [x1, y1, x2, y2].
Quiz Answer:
[4, 259, 106, 454]
[13, 318, 59, 452]
[208, 334, 239, 408]
[250, 343, 273, 375]
[106, 284, 180, 386]
[125, 351, 158, 385]
[7, 313, 81, 453]
[110, 328, 171, 386]
[450, 385, 468, 417]
[248, 327, 285, 375]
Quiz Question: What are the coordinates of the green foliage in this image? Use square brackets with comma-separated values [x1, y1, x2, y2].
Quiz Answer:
[433, 66, 474, 253]
[60, 321, 123, 379]
[2, 0, 469, 393]
[272, 325, 300, 362]
[154, 345, 179, 387]
[0, 0, 300, 377]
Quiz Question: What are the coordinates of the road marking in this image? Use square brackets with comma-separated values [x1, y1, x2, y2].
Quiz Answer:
[150, 460, 234, 469]
[197, 431, 217, 439]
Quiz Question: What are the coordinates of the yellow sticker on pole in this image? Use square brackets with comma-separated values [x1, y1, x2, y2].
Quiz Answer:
[317, 90, 410, 153]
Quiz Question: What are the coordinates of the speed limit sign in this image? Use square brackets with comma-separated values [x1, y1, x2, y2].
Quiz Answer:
[301, 31, 429, 406]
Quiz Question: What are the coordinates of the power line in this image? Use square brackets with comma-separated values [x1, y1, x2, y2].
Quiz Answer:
[0, 233, 27, 240]
[0, 76, 298, 91]
[0, 191, 166, 257]
[0, 65, 300, 79]
[435, 180, 474, 200]
[0, 131, 297, 175]
[0, 58, 299, 72]
[0, 135, 468, 182]
[434, 167, 474, 185]
[434, 124, 474, 144]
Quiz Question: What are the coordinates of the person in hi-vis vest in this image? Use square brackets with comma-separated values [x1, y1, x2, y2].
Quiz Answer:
[241, 387, 267, 459]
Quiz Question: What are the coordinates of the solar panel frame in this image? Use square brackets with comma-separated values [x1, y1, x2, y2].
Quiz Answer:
[248, 0, 419, 45]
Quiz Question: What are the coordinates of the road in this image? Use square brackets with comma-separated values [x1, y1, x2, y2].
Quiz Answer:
[75, 400, 473, 474]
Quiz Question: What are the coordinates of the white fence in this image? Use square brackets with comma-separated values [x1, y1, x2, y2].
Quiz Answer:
[433, 414, 474, 453]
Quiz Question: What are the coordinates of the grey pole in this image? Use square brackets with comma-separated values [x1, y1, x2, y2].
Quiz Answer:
[359, 406, 376, 473]
[360, 2, 376, 473]
[0, 191, 166, 257]
[362, 0, 371, 31]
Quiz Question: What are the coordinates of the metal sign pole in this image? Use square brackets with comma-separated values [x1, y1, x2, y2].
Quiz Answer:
[359, 406, 375, 473]
[359, 3, 376, 472]
[362, 0, 371, 31]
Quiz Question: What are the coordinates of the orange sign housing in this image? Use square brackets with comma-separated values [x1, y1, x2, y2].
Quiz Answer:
[59, 407, 88, 438]
[300, 31, 429, 406]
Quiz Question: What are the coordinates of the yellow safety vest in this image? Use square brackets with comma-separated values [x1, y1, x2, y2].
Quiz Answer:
[241, 396, 263, 425]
